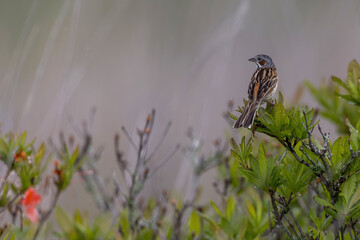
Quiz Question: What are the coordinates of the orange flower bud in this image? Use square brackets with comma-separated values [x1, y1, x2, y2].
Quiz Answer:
[14, 150, 27, 162]
[53, 160, 62, 176]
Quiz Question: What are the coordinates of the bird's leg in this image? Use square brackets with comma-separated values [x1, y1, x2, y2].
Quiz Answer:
[251, 125, 258, 137]
[265, 99, 275, 106]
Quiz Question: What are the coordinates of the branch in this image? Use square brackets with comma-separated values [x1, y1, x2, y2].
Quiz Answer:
[289, 209, 307, 239]
[302, 112, 332, 180]
[0, 164, 13, 194]
[0, 193, 21, 214]
[283, 214, 299, 238]
[121, 126, 138, 151]
[299, 146, 316, 165]
[33, 189, 61, 240]
[146, 121, 172, 163]
[148, 144, 180, 178]
[288, 147, 310, 168]
[269, 189, 294, 240]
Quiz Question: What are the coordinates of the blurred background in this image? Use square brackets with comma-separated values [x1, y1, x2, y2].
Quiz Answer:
[1, 0, 360, 214]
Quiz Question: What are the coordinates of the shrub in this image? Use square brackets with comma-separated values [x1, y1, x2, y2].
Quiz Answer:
[0, 60, 359, 239]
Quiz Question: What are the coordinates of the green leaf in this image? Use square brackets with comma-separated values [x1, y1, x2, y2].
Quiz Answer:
[347, 183, 360, 215]
[230, 138, 239, 153]
[346, 119, 360, 151]
[321, 216, 333, 230]
[227, 111, 238, 121]
[331, 137, 350, 177]
[197, 212, 219, 230]
[278, 91, 284, 104]
[55, 206, 73, 233]
[340, 175, 356, 203]
[332, 75, 348, 90]
[337, 94, 358, 104]
[210, 200, 222, 217]
[136, 229, 153, 240]
[273, 100, 289, 132]
[309, 209, 318, 226]
[118, 210, 130, 239]
[188, 210, 201, 235]
[313, 196, 333, 208]
[225, 195, 235, 219]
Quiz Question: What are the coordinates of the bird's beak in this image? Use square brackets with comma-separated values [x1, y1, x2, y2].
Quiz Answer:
[248, 57, 256, 62]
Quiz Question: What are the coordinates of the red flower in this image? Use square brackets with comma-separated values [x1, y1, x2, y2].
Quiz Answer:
[21, 187, 42, 223]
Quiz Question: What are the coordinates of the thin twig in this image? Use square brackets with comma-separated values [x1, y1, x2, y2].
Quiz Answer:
[289, 209, 307, 239]
[0, 167, 12, 197]
[299, 146, 316, 165]
[0, 193, 21, 214]
[112, 171, 128, 201]
[283, 214, 299, 238]
[121, 126, 138, 151]
[146, 121, 172, 163]
[350, 220, 359, 240]
[288, 147, 310, 168]
[127, 110, 155, 231]
[33, 189, 61, 240]
[302, 112, 332, 180]
[318, 124, 331, 159]
[269, 190, 294, 240]
[148, 144, 180, 178]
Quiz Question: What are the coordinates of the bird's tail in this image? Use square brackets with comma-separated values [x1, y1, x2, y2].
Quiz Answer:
[233, 101, 259, 129]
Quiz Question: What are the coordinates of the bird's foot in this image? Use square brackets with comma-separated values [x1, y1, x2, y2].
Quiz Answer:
[265, 99, 275, 106]
[251, 125, 258, 137]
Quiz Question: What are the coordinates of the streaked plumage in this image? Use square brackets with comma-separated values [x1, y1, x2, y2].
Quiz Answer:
[233, 54, 278, 129]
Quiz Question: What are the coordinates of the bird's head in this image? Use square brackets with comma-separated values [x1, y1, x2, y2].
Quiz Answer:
[249, 54, 275, 68]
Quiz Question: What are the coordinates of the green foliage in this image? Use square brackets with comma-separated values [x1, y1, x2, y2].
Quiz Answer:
[53, 146, 84, 191]
[198, 191, 268, 240]
[229, 59, 360, 239]
[2, 59, 360, 240]
[255, 100, 316, 146]
[0, 130, 47, 210]
[236, 141, 283, 192]
[55, 207, 117, 240]
[334, 60, 360, 105]
[279, 153, 313, 197]
[306, 59, 360, 134]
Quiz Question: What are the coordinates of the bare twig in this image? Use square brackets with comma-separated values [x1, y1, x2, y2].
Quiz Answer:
[289, 209, 307, 239]
[146, 121, 172, 162]
[302, 112, 332, 180]
[336, 141, 360, 188]
[350, 220, 359, 240]
[0, 165, 13, 195]
[299, 146, 316, 165]
[0, 193, 21, 214]
[121, 126, 138, 151]
[148, 144, 180, 178]
[288, 147, 310, 168]
[318, 125, 331, 159]
[283, 214, 299, 238]
[114, 134, 132, 180]
[33, 189, 61, 240]
[269, 190, 294, 240]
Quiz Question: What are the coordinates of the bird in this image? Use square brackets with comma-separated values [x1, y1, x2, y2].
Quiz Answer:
[233, 54, 278, 129]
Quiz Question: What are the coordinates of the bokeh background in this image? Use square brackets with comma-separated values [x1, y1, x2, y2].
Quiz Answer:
[1, 0, 360, 214]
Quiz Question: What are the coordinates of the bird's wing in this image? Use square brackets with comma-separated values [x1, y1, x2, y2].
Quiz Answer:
[248, 67, 278, 102]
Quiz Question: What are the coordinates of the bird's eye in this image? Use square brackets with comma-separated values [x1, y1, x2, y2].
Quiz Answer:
[259, 59, 266, 66]
[257, 57, 261, 61]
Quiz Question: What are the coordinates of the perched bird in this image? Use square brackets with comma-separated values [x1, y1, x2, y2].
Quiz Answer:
[233, 54, 278, 129]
